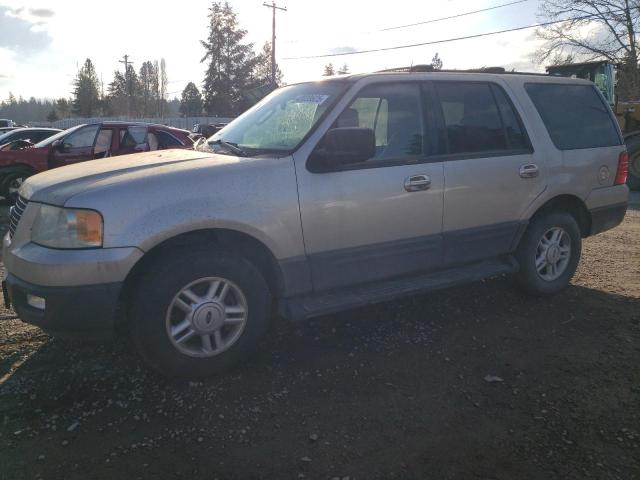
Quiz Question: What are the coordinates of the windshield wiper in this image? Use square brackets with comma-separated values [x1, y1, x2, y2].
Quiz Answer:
[208, 139, 248, 157]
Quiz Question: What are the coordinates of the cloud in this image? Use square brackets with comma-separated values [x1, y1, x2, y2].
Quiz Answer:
[28, 8, 55, 18]
[0, 6, 52, 54]
[328, 46, 358, 55]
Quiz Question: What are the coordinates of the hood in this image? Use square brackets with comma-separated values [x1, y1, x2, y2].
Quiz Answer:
[21, 149, 240, 205]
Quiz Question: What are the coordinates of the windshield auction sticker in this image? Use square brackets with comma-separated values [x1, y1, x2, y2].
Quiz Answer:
[294, 94, 329, 104]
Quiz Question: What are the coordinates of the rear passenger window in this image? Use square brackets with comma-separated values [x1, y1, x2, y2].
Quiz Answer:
[525, 83, 621, 150]
[491, 85, 528, 150]
[156, 131, 183, 148]
[436, 82, 518, 155]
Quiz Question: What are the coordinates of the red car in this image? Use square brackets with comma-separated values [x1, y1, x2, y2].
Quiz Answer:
[0, 122, 194, 201]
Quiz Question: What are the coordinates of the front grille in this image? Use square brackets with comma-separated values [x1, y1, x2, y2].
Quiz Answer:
[8, 196, 28, 238]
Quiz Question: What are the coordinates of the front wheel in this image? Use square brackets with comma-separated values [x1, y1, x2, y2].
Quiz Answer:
[129, 248, 271, 377]
[1, 171, 31, 204]
[515, 211, 582, 296]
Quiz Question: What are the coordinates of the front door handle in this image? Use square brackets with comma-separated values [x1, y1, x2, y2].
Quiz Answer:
[404, 174, 431, 192]
[520, 164, 539, 178]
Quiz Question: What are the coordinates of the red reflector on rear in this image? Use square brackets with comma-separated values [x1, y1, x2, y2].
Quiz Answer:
[614, 151, 629, 185]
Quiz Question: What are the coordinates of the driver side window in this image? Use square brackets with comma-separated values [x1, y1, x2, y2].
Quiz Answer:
[334, 83, 424, 162]
[64, 125, 100, 149]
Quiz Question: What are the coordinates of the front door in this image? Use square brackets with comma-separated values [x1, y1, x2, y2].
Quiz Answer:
[431, 80, 546, 265]
[296, 82, 445, 292]
[49, 124, 100, 168]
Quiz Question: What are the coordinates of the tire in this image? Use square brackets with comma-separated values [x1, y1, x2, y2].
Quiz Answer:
[129, 247, 271, 377]
[515, 211, 582, 296]
[1, 171, 31, 204]
[626, 134, 640, 190]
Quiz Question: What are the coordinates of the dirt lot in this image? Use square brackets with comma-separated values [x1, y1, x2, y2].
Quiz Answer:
[0, 196, 639, 480]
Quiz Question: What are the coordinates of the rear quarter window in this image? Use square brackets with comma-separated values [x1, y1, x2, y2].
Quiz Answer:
[525, 83, 621, 150]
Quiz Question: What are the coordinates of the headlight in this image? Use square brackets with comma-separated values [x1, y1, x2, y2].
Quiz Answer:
[32, 205, 103, 249]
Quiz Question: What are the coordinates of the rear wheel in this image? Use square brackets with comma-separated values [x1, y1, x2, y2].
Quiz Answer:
[515, 211, 582, 296]
[129, 247, 271, 377]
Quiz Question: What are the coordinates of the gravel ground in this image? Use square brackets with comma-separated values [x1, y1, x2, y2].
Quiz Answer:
[0, 196, 639, 480]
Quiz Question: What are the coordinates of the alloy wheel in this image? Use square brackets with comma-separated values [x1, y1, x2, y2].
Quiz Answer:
[165, 276, 248, 357]
[535, 227, 571, 281]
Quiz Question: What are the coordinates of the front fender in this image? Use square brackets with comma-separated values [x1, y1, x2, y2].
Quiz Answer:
[64, 156, 306, 262]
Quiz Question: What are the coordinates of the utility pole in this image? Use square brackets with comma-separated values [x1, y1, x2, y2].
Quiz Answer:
[119, 54, 134, 117]
[262, 1, 286, 85]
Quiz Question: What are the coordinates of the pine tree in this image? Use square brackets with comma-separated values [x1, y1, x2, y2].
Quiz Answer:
[106, 70, 128, 116]
[125, 64, 141, 117]
[55, 98, 71, 119]
[139, 61, 157, 117]
[179, 82, 203, 117]
[47, 109, 59, 122]
[254, 41, 283, 86]
[72, 58, 101, 117]
[337, 64, 350, 75]
[323, 63, 335, 76]
[431, 53, 443, 70]
[201, 1, 260, 116]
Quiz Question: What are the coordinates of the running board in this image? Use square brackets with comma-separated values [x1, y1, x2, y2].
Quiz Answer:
[281, 257, 518, 322]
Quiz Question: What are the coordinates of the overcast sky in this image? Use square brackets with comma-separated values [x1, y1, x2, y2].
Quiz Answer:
[0, 0, 546, 101]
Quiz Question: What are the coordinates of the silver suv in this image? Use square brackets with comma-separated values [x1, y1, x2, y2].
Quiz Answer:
[2, 72, 630, 376]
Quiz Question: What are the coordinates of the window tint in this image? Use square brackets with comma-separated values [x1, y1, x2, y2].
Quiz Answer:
[335, 83, 424, 162]
[435, 82, 507, 154]
[491, 85, 528, 150]
[525, 83, 621, 150]
[120, 126, 148, 147]
[64, 125, 99, 149]
[31, 131, 53, 143]
[156, 131, 183, 148]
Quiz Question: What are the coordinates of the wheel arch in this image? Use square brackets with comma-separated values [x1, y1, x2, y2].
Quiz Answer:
[0, 163, 36, 175]
[120, 228, 286, 310]
[528, 194, 591, 238]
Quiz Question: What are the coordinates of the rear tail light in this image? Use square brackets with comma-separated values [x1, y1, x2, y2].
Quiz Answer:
[614, 151, 629, 185]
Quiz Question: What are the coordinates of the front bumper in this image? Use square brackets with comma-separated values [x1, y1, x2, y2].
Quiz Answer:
[4, 273, 122, 338]
[2, 230, 142, 337]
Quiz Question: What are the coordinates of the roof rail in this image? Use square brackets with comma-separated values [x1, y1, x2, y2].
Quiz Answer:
[376, 65, 549, 77]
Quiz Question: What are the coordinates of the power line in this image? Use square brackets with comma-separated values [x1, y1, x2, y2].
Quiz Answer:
[283, 11, 617, 60]
[282, 0, 529, 46]
[380, 0, 528, 32]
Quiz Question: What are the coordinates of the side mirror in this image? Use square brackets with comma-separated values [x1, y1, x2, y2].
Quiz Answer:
[52, 139, 68, 151]
[310, 127, 375, 171]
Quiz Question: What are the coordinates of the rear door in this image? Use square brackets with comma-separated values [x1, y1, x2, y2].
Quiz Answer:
[93, 127, 115, 158]
[431, 80, 545, 265]
[115, 126, 149, 155]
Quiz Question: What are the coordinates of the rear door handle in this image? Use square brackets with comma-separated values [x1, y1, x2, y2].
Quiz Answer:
[519, 164, 539, 178]
[404, 174, 431, 192]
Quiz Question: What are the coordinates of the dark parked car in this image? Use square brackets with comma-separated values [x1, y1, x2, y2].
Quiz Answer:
[0, 128, 61, 152]
[0, 119, 14, 128]
[192, 122, 228, 138]
[0, 122, 193, 201]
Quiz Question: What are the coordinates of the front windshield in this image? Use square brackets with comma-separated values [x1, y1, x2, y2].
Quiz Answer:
[33, 124, 84, 148]
[0, 131, 13, 144]
[206, 81, 348, 155]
